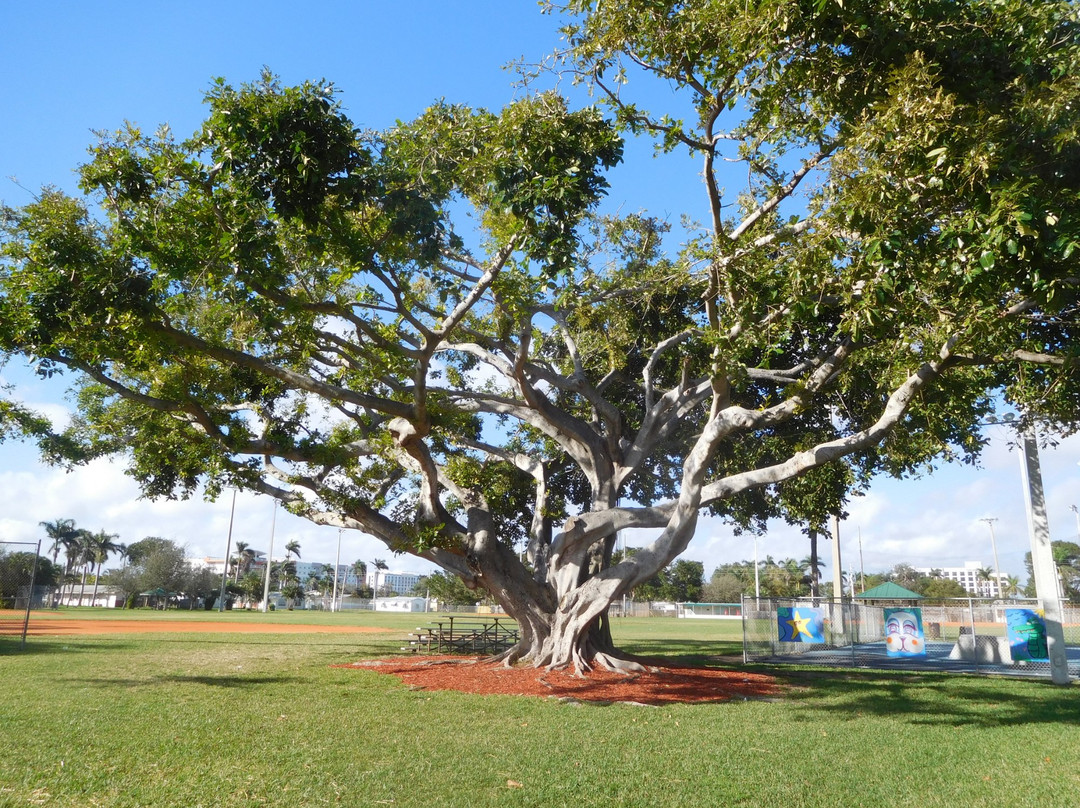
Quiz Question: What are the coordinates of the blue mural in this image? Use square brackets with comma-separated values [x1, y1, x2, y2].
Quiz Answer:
[777, 606, 826, 643]
[1005, 609, 1049, 662]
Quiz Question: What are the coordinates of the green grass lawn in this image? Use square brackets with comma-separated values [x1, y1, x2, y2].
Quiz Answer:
[2, 614, 1078, 808]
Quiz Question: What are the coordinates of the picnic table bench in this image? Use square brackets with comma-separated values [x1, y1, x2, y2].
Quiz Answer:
[405, 615, 519, 655]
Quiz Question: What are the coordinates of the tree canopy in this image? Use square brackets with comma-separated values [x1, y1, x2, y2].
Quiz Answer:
[107, 536, 221, 608]
[1025, 541, 1080, 602]
[2, 0, 1079, 670]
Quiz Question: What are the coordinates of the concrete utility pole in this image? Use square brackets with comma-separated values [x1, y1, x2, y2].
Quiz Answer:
[754, 535, 761, 609]
[831, 515, 843, 605]
[1018, 426, 1071, 685]
[858, 528, 866, 594]
[331, 528, 343, 612]
[218, 489, 237, 612]
[979, 517, 1003, 599]
[261, 500, 277, 613]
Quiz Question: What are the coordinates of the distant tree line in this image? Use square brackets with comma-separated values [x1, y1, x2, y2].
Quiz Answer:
[5, 518, 389, 611]
[696, 554, 1077, 603]
[1024, 542, 1080, 604]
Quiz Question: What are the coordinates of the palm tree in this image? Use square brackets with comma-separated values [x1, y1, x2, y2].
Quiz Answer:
[39, 518, 80, 606]
[241, 547, 257, 578]
[304, 570, 323, 606]
[73, 529, 98, 606]
[1002, 575, 1021, 599]
[351, 559, 367, 596]
[60, 536, 83, 603]
[40, 518, 79, 564]
[318, 568, 336, 603]
[284, 540, 301, 560]
[273, 559, 297, 591]
[373, 558, 388, 599]
[976, 567, 994, 597]
[763, 558, 805, 598]
[232, 541, 250, 582]
[88, 530, 121, 607]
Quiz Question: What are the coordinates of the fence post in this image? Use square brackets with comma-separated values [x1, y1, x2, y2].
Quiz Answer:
[740, 595, 746, 664]
[967, 598, 979, 674]
[849, 600, 857, 667]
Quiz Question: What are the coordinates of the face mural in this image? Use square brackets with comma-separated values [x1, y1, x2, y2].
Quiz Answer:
[884, 609, 926, 657]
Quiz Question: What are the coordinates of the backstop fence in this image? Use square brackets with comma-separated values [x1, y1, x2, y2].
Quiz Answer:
[743, 595, 1080, 680]
[0, 540, 42, 649]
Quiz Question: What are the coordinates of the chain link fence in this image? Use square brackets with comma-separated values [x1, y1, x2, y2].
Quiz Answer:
[0, 540, 42, 649]
[742, 595, 1080, 680]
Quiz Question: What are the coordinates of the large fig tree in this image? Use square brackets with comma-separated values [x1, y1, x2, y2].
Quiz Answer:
[3, 0, 1079, 671]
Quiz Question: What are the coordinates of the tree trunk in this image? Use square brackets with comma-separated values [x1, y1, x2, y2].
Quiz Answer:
[91, 561, 101, 607]
[482, 557, 646, 675]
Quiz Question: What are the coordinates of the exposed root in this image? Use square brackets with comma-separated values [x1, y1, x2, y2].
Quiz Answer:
[592, 651, 651, 674]
[414, 658, 478, 667]
[488, 646, 521, 667]
[477, 607, 654, 678]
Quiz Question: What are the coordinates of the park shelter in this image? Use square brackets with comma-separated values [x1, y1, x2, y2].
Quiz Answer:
[854, 582, 923, 605]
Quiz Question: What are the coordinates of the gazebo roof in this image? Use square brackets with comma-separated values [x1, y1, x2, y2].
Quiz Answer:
[854, 582, 923, 600]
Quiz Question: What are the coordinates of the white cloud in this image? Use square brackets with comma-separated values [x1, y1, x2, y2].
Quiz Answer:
[0, 457, 434, 576]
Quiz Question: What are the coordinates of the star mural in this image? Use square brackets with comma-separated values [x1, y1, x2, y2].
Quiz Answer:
[777, 606, 826, 643]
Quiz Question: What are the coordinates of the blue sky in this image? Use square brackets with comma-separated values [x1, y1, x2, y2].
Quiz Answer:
[2, 2, 1078, 583]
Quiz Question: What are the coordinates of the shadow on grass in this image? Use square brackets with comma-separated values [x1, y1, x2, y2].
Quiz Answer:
[0, 639, 132, 656]
[615, 638, 745, 668]
[764, 666, 1080, 728]
[606, 639, 1080, 726]
[159, 673, 304, 688]
[65, 672, 305, 689]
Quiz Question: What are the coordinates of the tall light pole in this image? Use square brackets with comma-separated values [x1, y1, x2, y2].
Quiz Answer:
[331, 528, 343, 613]
[831, 515, 843, 605]
[858, 528, 866, 594]
[1018, 425, 1070, 685]
[979, 517, 1002, 599]
[1070, 504, 1080, 543]
[261, 500, 278, 613]
[218, 490, 237, 612]
[753, 535, 761, 608]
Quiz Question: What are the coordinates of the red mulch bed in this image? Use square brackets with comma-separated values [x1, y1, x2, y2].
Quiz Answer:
[334, 655, 781, 706]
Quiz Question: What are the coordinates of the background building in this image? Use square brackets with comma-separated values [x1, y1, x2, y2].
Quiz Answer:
[368, 570, 423, 596]
[915, 561, 1009, 597]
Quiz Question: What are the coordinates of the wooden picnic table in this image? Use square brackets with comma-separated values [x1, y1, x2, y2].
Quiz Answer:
[406, 615, 519, 655]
